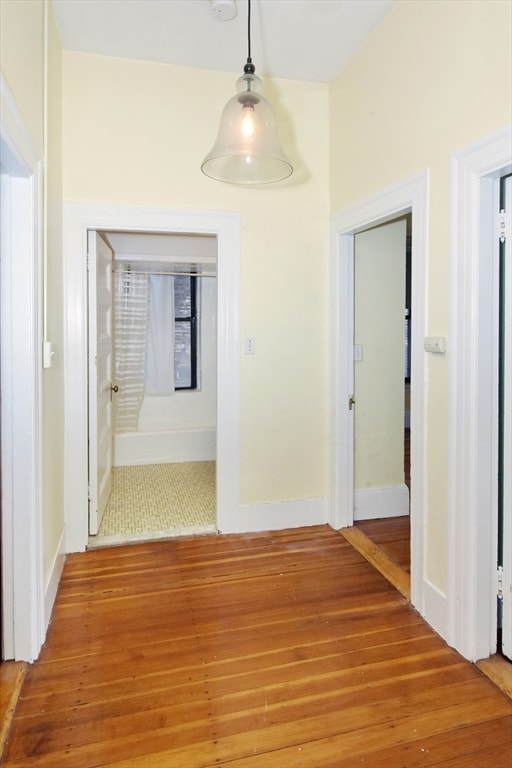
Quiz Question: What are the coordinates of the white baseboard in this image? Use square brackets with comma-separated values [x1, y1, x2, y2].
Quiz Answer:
[113, 428, 216, 466]
[354, 484, 409, 521]
[44, 528, 66, 631]
[423, 578, 448, 646]
[238, 497, 328, 534]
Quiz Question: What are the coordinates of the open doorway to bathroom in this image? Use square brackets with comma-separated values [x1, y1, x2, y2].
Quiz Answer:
[88, 230, 217, 548]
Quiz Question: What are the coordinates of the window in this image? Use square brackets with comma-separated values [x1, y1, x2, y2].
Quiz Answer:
[174, 275, 198, 390]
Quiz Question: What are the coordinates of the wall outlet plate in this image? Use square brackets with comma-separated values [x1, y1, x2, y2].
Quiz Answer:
[244, 337, 256, 355]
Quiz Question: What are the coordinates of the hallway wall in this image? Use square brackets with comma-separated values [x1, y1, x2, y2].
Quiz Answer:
[62, 53, 330, 508]
[329, 0, 512, 593]
[0, 0, 65, 604]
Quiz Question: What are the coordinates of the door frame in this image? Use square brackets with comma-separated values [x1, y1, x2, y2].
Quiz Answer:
[63, 203, 241, 552]
[0, 76, 45, 661]
[448, 125, 512, 661]
[329, 170, 428, 614]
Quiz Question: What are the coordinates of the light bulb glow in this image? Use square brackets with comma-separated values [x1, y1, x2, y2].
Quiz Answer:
[241, 107, 255, 138]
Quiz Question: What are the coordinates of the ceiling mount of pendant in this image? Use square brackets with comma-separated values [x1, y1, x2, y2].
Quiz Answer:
[210, 0, 237, 22]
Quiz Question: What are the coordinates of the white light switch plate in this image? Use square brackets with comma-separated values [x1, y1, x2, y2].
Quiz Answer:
[244, 337, 256, 355]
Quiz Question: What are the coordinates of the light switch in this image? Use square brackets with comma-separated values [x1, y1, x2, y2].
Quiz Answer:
[244, 337, 256, 355]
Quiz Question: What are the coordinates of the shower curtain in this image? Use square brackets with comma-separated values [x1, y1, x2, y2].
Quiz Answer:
[113, 271, 149, 433]
[114, 271, 176, 432]
[145, 274, 175, 396]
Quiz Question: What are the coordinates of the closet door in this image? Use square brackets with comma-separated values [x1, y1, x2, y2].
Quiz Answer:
[88, 231, 114, 536]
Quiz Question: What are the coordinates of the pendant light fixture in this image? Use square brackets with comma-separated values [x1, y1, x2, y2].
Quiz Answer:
[201, 0, 293, 185]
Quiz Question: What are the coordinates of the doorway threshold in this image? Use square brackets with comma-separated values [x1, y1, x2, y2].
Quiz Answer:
[476, 656, 512, 700]
[339, 525, 410, 600]
[87, 524, 218, 549]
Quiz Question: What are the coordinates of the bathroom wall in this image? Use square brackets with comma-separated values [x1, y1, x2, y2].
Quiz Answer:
[113, 273, 217, 465]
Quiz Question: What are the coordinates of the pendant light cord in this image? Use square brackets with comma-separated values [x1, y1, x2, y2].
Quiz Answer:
[247, 0, 251, 61]
[244, 0, 255, 74]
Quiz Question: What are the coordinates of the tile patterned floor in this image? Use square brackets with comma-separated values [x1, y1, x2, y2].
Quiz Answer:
[89, 461, 216, 548]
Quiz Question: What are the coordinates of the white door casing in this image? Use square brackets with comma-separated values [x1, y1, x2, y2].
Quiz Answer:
[0, 76, 44, 661]
[87, 232, 114, 535]
[500, 174, 512, 661]
[448, 125, 512, 661]
[63, 204, 241, 553]
[329, 171, 428, 615]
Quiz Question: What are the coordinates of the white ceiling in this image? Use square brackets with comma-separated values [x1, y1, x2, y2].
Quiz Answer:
[51, 0, 396, 83]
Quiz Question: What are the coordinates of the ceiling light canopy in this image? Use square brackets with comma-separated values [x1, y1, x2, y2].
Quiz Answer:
[201, 0, 293, 185]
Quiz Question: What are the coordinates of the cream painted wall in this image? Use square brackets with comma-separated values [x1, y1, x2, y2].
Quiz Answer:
[354, 219, 406, 491]
[0, 0, 44, 155]
[62, 52, 330, 506]
[42, 4, 65, 583]
[329, 0, 512, 590]
[0, 1, 65, 592]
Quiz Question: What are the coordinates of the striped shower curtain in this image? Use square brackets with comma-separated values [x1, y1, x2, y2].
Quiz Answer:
[113, 271, 149, 433]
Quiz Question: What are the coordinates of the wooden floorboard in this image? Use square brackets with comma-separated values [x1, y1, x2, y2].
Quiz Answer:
[354, 516, 411, 573]
[2, 525, 511, 767]
[0, 662, 27, 762]
[350, 516, 512, 701]
[341, 524, 411, 599]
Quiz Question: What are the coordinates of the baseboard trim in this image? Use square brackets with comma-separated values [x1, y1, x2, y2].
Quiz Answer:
[423, 577, 448, 644]
[238, 497, 327, 534]
[44, 528, 66, 631]
[354, 484, 409, 521]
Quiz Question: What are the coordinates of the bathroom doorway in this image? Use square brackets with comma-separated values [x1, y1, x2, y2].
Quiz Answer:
[87, 229, 218, 547]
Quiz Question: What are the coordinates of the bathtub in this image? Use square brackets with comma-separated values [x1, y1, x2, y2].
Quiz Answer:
[113, 428, 216, 466]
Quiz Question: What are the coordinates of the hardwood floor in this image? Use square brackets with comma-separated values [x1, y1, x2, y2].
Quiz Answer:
[350, 516, 512, 701]
[0, 663, 27, 759]
[354, 516, 411, 574]
[2, 526, 511, 767]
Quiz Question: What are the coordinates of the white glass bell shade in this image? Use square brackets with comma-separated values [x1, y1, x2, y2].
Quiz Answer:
[201, 73, 293, 185]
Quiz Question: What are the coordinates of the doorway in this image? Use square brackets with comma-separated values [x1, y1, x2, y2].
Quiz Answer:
[329, 171, 428, 615]
[351, 216, 411, 580]
[87, 229, 218, 546]
[448, 127, 512, 663]
[63, 204, 241, 554]
[352, 217, 410, 524]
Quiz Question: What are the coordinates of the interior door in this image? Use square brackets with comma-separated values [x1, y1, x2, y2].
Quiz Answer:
[500, 175, 512, 661]
[88, 231, 114, 535]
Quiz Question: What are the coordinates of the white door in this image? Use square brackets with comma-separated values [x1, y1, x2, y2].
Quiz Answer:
[501, 175, 512, 661]
[88, 231, 114, 535]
